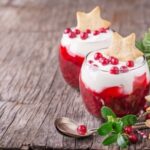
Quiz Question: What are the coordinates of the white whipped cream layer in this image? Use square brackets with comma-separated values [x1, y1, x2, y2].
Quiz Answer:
[61, 28, 113, 57]
[80, 50, 150, 94]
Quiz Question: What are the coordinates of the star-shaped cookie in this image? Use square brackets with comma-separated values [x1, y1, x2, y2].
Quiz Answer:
[105, 32, 143, 61]
[76, 6, 111, 32]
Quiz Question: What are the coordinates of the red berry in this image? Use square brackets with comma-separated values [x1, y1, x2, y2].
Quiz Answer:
[68, 32, 76, 38]
[64, 28, 71, 34]
[77, 125, 87, 135]
[93, 30, 100, 35]
[94, 52, 103, 60]
[120, 66, 129, 73]
[86, 29, 91, 34]
[100, 58, 109, 65]
[129, 134, 138, 144]
[146, 113, 150, 119]
[110, 66, 119, 74]
[80, 32, 88, 40]
[124, 126, 133, 134]
[126, 60, 134, 67]
[99, 27, 107, 33]
[110, 57, 119, 65]
[74, 29, 80, 34]
[88, 60, 93, 64]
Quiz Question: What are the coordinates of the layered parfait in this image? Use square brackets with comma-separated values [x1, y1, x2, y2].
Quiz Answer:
[80, 32, 150, 117]
[59, 6, 113, 88]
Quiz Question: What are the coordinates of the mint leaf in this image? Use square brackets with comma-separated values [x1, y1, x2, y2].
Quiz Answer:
[136, 40, 145, 51]
[101, 106, 116, 119]
[97, 122, 112, 136]
[112, 121, 123, 133]
[117, 134, 128, 148]
[121, 115, 137, 127]
[102, 134, 118, 145]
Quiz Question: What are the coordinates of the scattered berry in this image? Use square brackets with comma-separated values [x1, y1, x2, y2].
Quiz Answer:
[93, 30, 100, 35]
[88, 60, 93, 64]
[110, 66, 119, 74]
[100, 57, 109, 65]
[146, 113, 150, 120]
[74, 29, 80, 34]
[64, 28, 71, 34]
[129, 134, 138, 144]
[110, 57, 119, 65]
[86, 29, 91, 34]
[126, 60, 134, 67]
[120, 66, 129, 73]
[77, 125, 87, 135]
[99, 27, 107, 33]
[124, 126, 133, 134]
[94, 52, 103, 60]
[68, 32, 76, 38]
[80, 32, 88, 40]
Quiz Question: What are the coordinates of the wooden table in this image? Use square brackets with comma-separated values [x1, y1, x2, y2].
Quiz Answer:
[0, 0, 150, 149]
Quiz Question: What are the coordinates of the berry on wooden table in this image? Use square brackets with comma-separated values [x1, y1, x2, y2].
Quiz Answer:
[129, 134, 138, 144]
[77, 125, 87, 135]
[124, 126, 133, 134]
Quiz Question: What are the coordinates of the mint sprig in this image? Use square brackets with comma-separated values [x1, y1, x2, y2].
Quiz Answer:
[97, 106, 137, 148]
[136, 28, 150, 67]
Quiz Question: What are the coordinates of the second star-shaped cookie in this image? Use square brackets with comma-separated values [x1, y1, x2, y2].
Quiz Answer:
[105, 32, 143, 61]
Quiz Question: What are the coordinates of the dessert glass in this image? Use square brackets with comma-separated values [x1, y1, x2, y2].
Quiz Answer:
[79, 50, 150, 117]
[59, 28, 112, 88]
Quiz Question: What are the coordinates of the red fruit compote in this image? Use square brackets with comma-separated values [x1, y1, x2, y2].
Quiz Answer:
[59, 6, 112, 88]
[79, 34, 150, 117]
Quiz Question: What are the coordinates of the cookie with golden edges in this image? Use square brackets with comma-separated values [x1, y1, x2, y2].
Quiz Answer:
[76, 6, 111, 32]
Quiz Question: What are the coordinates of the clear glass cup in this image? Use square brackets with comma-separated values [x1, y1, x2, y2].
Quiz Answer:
[79, 50, 150, 117]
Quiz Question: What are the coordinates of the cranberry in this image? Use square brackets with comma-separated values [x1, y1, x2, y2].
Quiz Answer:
[74, 29, 80, 34]
[64, 28, 71, 34]
[86, 29, 91, 34]
[99, 27, 107, 33]
[77, 125, 87, 135]
[80, 32, 88, 40]
[93, 30, 100, 35]
[110, 57, 119, 65]
[120, 66, 129, 73]
[146, 113, 150, 119]
[126, 60, 134, 67]
[129, 134, 138, 144]
[94, 52, 103, 60]
[88, 60, 93, 64]
[100, 58, 109, 65]
[68, 32, 76, 38]
[124, 126, 133, 134]
[110, 66, 119, 74]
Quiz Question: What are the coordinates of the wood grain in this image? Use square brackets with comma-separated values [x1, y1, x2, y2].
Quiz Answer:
[0, 0, 149, 149]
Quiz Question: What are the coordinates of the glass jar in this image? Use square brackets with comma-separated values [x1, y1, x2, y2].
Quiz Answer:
[79, 50, 150, 117]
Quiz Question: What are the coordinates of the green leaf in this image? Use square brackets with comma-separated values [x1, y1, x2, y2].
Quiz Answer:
[101, 106, 116, 120]
[97, 122, 112, 136]
[136, 40, 145, 51]
[117, 134, 129, 148]
[102, 134, 118, 145]
[112, 121, 123, 133]
[121, 115, 137, 127]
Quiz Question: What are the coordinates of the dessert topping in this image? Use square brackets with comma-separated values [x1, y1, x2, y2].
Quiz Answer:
[80, 32, 88, 40]
[94, 52, 103, 60]
[76, 6, 111, 32]
[105, 32, 143, 61]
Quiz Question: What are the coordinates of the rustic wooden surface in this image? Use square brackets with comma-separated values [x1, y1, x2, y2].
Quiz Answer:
[0, 0, 150, 149]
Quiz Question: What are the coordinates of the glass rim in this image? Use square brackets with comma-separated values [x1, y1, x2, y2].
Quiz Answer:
[85, 50, 146, 73]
